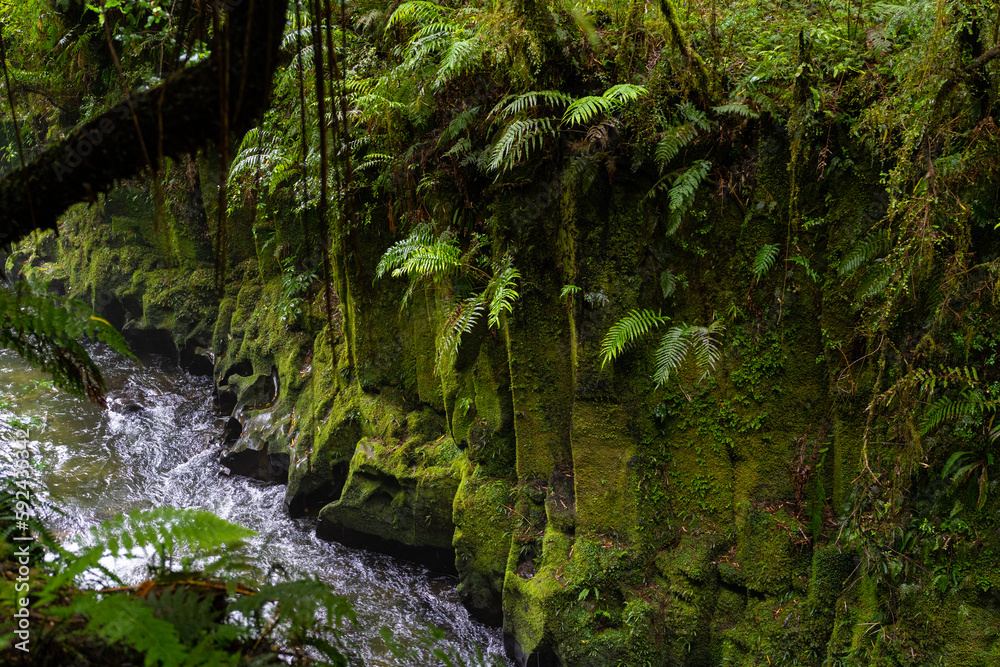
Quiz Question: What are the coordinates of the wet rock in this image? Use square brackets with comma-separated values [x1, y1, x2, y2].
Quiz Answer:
[222, 416, 243, 443]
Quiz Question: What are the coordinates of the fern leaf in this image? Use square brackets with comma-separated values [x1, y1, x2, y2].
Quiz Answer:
[396, 242, 462, 279]
[652, 325, 687, 387]
[752, 244, 780, 281]
[602, 83, 648, 103]
[665, 160, 712, 232]
[487, 260, 521, 328]
[712, 103, 760, 119]
[490, 90, 572, 120]
[0, 284, 133, 403]
[563, 96, 615, 127]
[660, 269, 678, 298]
[73, 595, 190, 666]
[838, 230, 891, 277]
[677, 101, 711, 131]
[438, 293, 486, 369]
[686, 321, 725, 381]
[88, 508, 256, 558]
[487, 117, 557, 172]
[561, 285, 581, 298]
[789, 254, 820, 283]
[375, 225, 435, 278]
[438, 106, 481, 146]
[855, 261, 895, 302]
[600, 309, 670, 367]
[433, 37, 484, 90]
[385, 1, 447, 32]
[654, 123, 698, 170]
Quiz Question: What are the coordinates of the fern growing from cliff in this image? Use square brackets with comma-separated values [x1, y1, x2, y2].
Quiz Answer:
[377, 227, 520, 374]
[600, 310, 724, 388]
[752, 244, 780, 281]
[600, 309, 671, 366]
[664, 160, 712, 234]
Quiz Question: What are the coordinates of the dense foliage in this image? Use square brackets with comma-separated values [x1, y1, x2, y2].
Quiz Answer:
[3, 0, 1000, 664]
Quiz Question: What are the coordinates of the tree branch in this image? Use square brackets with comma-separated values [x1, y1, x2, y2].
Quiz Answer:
[0, 0, 289, 249]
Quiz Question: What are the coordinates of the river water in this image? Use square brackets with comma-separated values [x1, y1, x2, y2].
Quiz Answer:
[0, 346, 511, 666]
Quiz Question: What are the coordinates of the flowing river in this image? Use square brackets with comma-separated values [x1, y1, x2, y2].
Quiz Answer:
[0, 346, 511, 666]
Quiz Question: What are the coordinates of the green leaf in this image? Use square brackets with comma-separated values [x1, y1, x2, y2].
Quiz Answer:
[752, 244, 779, 281]
[600, 309, 670, 367]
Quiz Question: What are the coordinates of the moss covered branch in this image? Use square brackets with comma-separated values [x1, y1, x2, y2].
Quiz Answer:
[0, 0, 289, 249]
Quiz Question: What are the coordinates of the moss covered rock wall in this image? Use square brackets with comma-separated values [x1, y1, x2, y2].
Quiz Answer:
[14, 120, 1000, 667]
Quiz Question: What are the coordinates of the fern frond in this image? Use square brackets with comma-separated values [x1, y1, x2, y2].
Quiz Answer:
[855, 261, 895, 302]
[665, 160, 711, 232]
[654, 123, 699, 170]
[438, 293, 486, 369]
[561, 285, 581, 298]
[395, 242, 462, 279]
[486, 259, 520, 328]
[712, 103, 760, 119]
[375, 225, 435, 279]
[920, 389, 993, 435]
[564, 153, 600, 191]
[668, 160, 712, 212]
[660, 268, 677, 298]
[72, 595, 191, 666]
[0, 284, 132, 403]
[789, 254, 820, 283]
[490, 90, 572, 120]
[752, 244, 780, 281]
[385, 1, 447, 32]
[602, 83, 648, 103]
[563, 96, 615, 127]
[652, 321, 724, 386]
[433, 38, 485, 90]
[838, 230, 891, 277]
[88, 507, 256, 558]
[652, 325, 688, 387]
[600, 309, 670, 367]
[487, 117, 557, 172]
[438, 106, 481, 147]
[686, 321, 725, 382]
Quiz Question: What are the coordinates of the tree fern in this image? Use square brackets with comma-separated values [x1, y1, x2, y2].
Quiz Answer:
[752, 244, 780, 281]
[600, 309, 671, 367]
